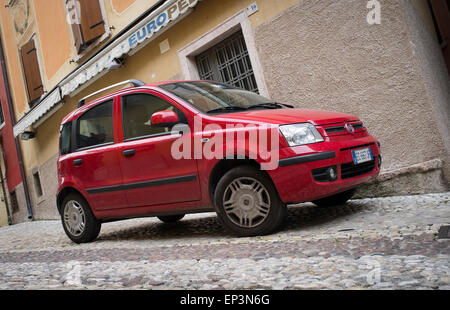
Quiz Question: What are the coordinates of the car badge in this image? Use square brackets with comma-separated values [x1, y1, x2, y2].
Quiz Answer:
[344, 123, 355, 134]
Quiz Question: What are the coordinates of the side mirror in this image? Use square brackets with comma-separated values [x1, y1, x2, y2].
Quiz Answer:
[151, 110, 180, 127]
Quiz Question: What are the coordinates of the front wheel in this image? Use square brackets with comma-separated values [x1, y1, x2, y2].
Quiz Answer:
[214, 166, 287, 237]
[61, 193, 101, 244]
[312, 188, 357, 207]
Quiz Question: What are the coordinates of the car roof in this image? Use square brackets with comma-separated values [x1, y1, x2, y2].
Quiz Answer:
[60, 80, 209, 125]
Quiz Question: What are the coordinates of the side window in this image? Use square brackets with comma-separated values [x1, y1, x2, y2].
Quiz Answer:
[77, 100, 113, 149]
[122, 94, 183, 140]
[60, 122, 72, 155]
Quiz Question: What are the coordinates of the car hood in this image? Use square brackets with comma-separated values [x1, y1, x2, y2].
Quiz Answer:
[211, 108, 359, 126]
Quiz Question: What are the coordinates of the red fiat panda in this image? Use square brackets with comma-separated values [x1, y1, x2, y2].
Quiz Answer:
[57, 80, 381, 243]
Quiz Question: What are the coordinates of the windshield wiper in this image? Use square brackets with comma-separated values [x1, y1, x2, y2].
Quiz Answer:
[247, 102, 294, 110]
[207, 106, 248, 114]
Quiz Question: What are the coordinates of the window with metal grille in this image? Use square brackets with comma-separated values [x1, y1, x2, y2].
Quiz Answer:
[196, 30, 259, 93]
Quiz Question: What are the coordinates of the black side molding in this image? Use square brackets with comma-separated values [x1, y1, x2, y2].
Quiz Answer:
[279, 151, 336, 167]
[86, 174, 197, 195]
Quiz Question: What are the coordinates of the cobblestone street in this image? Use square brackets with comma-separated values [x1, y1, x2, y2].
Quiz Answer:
[0, 193, 449, 290]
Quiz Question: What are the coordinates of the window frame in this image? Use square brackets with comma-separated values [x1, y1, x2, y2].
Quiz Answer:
[59, 121, 73, 155]
[75, 99, 115, 151]
[195, 30, 259, 93]
[32, 170, 44, 198]
[19, 35, 46, 108]
[65, 0, 111, 60]
[178, 10, 269, 97]
[120, 92, 188, 143]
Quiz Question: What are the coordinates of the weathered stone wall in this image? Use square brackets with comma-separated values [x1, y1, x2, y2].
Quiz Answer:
[253, 0, 450, 194]
[27, 154, 59, 220]
[355, 159, 448, 198]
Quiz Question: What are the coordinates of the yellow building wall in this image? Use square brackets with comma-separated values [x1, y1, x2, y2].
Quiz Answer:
[0, 0, 440, 178]
[111, 0, 138, 14]
[0, 199, 7, 227]
[106, 0, 160, 34]
[34, 0, 73, 82]
[0, 3, 28, 120]
[20, 0, 303, 175]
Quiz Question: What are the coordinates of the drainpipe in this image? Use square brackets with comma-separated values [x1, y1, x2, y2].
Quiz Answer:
[0, 37, 33, 220]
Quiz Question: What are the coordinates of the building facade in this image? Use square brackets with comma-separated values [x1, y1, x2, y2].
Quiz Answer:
[0, 0, 449, 223]
[0, 35, 26, 226]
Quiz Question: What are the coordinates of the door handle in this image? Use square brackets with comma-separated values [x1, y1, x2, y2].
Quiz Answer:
[73, 159, 83, 166]
[122, 149, 135, 157]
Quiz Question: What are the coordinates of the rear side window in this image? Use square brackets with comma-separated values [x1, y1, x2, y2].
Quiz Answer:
[60, 122, 72, 155]
[77, 100, 114, 149]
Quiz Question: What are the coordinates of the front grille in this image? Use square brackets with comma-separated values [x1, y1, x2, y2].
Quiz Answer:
[325, 126, 346, 134]
[341, 160, 375, 179]
[324, 122, 364, 134]
[353, 123, 364, 130]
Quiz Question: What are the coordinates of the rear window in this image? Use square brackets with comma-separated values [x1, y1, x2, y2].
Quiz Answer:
[60, 122, 72, 155]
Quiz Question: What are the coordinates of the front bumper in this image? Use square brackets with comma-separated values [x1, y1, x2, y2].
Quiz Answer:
[268, 135, 381, 204]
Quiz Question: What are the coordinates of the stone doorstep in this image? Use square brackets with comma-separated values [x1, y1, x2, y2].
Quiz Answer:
[369, 158, 443, 184]
[354, 158, 449, 198]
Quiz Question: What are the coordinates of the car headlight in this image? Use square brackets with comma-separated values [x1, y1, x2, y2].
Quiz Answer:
[279, 123, 324, 147]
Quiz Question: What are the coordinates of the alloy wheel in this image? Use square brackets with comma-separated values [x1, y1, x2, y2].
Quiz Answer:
[63, 200, 86, 237]
[222, 177, 271, 228]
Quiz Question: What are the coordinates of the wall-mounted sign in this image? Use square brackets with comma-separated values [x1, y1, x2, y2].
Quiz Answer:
[246, 2, 259, 17]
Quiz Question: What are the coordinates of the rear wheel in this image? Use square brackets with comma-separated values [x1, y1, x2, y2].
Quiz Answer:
[61, 193, 101, 243]
[312, 188, 357, 207]
[158, 214, 185, 223]
[214, 166, 287, 237]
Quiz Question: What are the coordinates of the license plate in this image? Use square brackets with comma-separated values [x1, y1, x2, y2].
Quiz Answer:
[351, 147, 373, 164]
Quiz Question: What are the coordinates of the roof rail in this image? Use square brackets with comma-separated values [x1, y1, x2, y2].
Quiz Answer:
[77, 79, 145, 108]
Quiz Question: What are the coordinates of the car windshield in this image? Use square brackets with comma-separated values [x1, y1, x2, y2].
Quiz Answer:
[158, 81, 275, 114]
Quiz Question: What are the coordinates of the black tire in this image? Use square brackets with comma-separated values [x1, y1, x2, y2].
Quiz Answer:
[213, 166, 287, 237]
[157, 214, 185, 223]
[312, 188, 357, 207]
[61, 193, 101, 244]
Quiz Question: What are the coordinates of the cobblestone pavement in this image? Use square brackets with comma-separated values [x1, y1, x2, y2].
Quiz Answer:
[0, 193, 448, 290]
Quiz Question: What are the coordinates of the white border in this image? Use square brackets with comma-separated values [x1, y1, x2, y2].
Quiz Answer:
[109, 0, 137, 16]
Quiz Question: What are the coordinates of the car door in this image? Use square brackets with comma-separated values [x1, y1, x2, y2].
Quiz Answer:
[118, 91, 201, 208]
[69, 98, 127, 211]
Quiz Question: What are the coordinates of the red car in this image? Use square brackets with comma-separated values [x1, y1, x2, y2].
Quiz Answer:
[57, 80, 381, 243]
